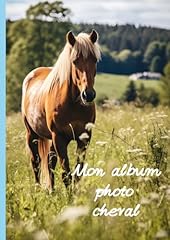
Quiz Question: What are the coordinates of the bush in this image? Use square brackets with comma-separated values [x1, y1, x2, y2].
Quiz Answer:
[161, 62, 170, 106]
[122, 80, 137, 102]
[96, 94, 109, 106]
[138, 84, 160, 107]
[150, 56, 163, 73]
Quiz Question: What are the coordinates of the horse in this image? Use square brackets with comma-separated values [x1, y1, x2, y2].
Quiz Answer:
[21, 30, 101, 192]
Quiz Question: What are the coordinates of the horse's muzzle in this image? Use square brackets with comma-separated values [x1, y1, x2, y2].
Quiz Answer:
[81, 89, 96, 105]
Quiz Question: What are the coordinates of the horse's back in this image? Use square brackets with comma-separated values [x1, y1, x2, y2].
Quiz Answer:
[22, 67, 52, 89]
[22, 67, 52, 105]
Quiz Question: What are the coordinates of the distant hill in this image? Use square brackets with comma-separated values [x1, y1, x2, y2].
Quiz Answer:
[74, 23, 170, 52]
[74, 23, 170, 74]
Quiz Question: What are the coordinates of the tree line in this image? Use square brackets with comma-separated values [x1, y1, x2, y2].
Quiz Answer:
[7, 20, 170, 74]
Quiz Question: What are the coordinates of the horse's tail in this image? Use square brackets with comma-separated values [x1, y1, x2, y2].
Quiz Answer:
[38, 138, 51, 191]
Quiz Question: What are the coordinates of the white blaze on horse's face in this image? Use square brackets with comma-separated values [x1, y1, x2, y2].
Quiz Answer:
[67, 30, 98, 105]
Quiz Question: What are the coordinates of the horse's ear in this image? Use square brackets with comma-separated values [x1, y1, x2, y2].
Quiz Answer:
[66, 31, 76, 46]
[89, 30, 98, 43]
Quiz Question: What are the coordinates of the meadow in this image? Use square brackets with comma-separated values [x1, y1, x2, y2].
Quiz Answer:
[7, 104, 170, 240]
[95, 73, 161, 102]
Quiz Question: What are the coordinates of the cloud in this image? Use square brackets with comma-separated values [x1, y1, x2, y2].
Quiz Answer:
[6, 0, 170, 29]
[64, 0, 170, 28]
[6, 3, 28, 19]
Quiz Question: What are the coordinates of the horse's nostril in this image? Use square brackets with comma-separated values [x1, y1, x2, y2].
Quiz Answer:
[83, 89, 96, 102]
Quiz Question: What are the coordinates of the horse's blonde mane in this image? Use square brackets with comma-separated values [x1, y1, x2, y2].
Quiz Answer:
[40, 32, 101, 93]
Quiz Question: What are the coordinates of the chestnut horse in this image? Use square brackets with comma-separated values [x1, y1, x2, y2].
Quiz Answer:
[21, 30, 101, 191]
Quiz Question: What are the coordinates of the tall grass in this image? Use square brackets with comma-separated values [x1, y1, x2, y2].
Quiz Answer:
[7, 105, 170, 240]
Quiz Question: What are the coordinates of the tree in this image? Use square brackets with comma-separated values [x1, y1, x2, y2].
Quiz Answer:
[150, 56, 162, 72]
[7, 36, 42, 112]
[144, 41, 165, 63]
[166, 43, 170, 61]
[132, 51, 145, 73]
[161, 63, 170, 105]
[137, 83, 146, 103]
[144, 41, 166, 72]
[97, 47, 119, 74]
[26, 1, 70, 21]
[122, 81, 137, 102]
[117, 50, 144, 74]
[6, 19, 71, 112]
[118, 49, 132, 61]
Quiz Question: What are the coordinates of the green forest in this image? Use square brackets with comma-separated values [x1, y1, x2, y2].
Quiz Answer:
[7, 1, 170, 112]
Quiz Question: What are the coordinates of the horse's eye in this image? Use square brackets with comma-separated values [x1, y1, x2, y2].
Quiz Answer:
[93, 56, 97, 63]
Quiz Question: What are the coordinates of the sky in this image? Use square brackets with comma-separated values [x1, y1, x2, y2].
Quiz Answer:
[6, 0, 170, 29]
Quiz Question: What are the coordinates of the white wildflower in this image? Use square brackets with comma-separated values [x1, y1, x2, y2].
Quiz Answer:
[79, 132, 89, 141]
[97, 160, 105, 166]
[25, 219, 36, 232]
[85, 122, 95, 131]
[136, 177, 144, 183]
[149, 192, 159, 201]
[160, 135, 170, 139]
[33, 229, 49, 240]
[96, 141, 107, 146]
[144, 177, 151, 182]
[153, 143, 159, 148]
[56, 206, 89, 223]
[118, 128, 125, 134]
[158, 123, 163, 127]
[166, 188, 170, 196]
[155, 229, 168, 238]
[137, 152, 147, 156]
[166, 191, 170, 200]
[137, 222, 147, 229]
[156, 114, 168, 118]
[126, 148, 142, 153]
[7, 223, 15, 229]
[140, 197, 151, 205]
[159, 185, 167, 191]
[149, 117, 157, 120]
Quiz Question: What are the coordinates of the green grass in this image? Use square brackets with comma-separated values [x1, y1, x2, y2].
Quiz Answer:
[95, 73, 161, 101]
[7, 105, 170, 240]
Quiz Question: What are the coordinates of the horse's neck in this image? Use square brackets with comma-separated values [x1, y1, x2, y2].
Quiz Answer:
[46, 74, 78, 108]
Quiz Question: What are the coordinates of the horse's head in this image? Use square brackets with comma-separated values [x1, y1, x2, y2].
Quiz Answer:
[66, 30, 100, 105]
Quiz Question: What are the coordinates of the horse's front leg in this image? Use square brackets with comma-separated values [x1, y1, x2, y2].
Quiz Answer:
[74, 132, 91, 183]
[52, 132, 72, 187]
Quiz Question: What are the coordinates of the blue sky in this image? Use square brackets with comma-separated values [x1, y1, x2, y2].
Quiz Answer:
[6, 0, 170, 29]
